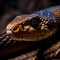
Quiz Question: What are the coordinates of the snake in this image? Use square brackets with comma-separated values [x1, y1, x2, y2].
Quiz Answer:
[0, 5, 60, 59]
[6, 5, 60, 41]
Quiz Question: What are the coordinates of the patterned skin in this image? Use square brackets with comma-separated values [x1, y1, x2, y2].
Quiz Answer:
[6, 6, 60, 41]
[0, 5, 60, 59]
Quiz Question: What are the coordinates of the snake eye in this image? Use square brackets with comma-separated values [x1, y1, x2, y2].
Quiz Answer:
[12, 25, 19, 33]
[29, 16, 40, 28]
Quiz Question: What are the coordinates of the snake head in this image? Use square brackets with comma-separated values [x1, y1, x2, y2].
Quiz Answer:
[6, 14, 40, 39]
[6, 11, 57, 41]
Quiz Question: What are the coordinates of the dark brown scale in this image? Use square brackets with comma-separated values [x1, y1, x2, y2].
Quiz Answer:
[47, 23, 56, 30]
[44, 41, 60, 59]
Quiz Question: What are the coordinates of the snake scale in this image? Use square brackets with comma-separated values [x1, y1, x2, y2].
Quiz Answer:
[0, 5, 60, 59]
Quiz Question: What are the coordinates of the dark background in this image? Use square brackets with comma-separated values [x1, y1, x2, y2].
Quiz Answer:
[0, 0, 60, 32]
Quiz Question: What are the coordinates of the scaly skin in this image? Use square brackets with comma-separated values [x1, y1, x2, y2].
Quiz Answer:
[0, 5, 60, 59]
[6, 6, 60, 41]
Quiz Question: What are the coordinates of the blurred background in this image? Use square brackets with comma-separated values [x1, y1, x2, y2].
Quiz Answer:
[0, 0, 60, 32]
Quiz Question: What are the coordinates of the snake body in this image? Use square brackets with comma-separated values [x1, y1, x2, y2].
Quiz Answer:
[0, 5, 60, 59]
